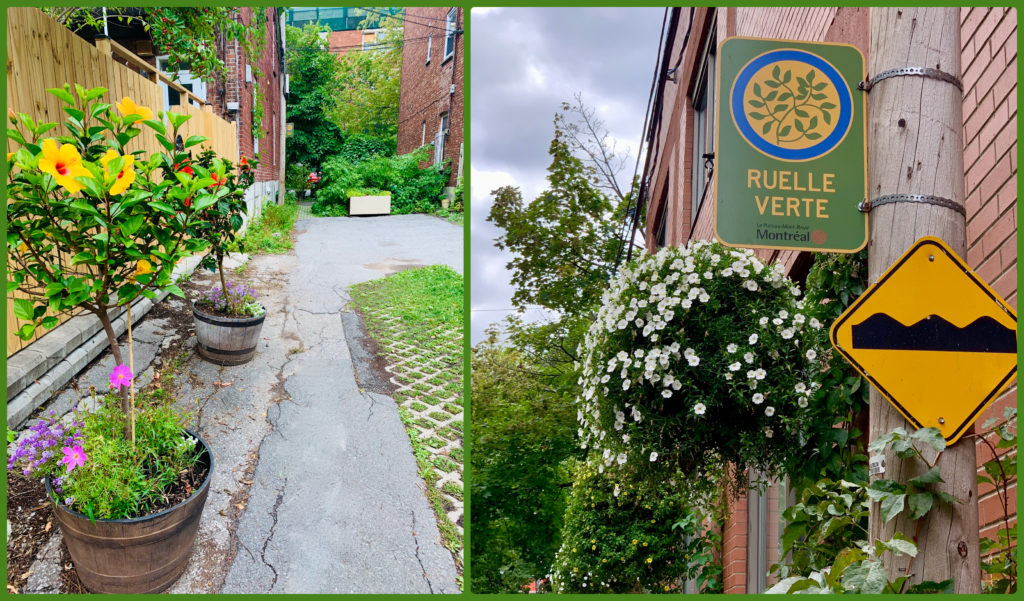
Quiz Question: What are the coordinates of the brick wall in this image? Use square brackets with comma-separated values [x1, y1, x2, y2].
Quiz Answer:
[328, 29, 363, 56]
[960, 6, 1017, 564]
[643, 6, 1017, 593]
[396, 7, 463, 186]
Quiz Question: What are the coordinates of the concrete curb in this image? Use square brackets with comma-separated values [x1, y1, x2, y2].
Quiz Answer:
[5, 255, 204, 428]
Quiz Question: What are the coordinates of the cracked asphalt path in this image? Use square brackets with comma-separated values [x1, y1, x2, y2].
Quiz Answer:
[218, 215, 462, 593]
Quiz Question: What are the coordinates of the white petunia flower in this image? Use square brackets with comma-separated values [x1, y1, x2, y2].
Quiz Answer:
[616, 453, 627, 465]
[764, 427, 773, 438]
[754, 368, 766, 380]
[752, 393, 764, 404]
[759, 316, 769, 327]
[622, 379, 631, 391]
[699, 292, 710, 303]
[806, 349, 817, 361]
[728, 362, 741, 372]
[744, 280, 758, 291]
[765, 406, 775, 416]
[744, 352, 755, 364]
[687, 354, 700, 366]
[781, 328, 794, 339]
[662, 389, 672, 398]
[798, 397, 809, 408]
[749, 333, 759, 344]
[795, 382, 807, 393]
[694, 402, 706, 415]
[727, 343, 738, 353]
[649, 451, 658, 462]
[809, 317, 822, 329]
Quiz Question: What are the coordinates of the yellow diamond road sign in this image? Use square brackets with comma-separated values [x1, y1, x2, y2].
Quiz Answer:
[831, 236, 1017, 445]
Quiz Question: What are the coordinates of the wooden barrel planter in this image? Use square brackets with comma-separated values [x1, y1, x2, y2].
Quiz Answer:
[192, 301, 266, 365]
[45, 430, 213, 594]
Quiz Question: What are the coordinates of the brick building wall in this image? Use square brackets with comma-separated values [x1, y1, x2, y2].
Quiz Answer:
[642, 6, 1016, 593]
[960, 5, 1017, 554]
[396, 7, 464, 186]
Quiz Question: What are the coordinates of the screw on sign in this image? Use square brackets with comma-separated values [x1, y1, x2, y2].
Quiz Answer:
[830, 236, 1017, 445]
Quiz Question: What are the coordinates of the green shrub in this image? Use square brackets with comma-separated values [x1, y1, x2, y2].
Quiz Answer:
[312, 145, 449, 216]
[285, 163, 311, 190]
[338, 133, 395, 163]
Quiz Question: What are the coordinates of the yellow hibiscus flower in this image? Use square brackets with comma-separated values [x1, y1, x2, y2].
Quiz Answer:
[38, 139, 93, 194]
[99, 149, 136, 195]
[135, 259, 153, 276]
[116, 97, 153, 121]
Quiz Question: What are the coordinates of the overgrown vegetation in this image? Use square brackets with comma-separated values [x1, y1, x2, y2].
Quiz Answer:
[236, 200, 298, 255]
[312, 146, 450, 216]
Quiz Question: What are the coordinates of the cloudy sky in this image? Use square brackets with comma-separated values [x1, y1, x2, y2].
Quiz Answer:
[469, 7, 666, 344]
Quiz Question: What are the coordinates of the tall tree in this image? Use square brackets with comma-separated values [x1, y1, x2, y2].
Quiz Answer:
[328, 12, 403, 141]
[284, 23, 346, 170]
[470, 327, 583, 593]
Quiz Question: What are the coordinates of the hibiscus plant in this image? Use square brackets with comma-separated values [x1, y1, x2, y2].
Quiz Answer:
[6, 83, 230, 437]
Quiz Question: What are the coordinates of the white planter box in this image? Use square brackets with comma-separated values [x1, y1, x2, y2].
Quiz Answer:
[349, 194, 391, 216]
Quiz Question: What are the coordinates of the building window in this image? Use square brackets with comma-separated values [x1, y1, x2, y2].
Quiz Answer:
[690, 18, 716, 226]
[426, 33, 432, 64]
[443, 8, 457, 61]
[434, 112, 449, 167]
[421, 120, 427, 146]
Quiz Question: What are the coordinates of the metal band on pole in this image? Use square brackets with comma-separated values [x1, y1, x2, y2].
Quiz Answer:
[858, 193, 966, 217]
[858, 66, 963, 92]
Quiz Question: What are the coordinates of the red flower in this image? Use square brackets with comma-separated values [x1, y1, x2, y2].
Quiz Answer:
[174, 159, 194, 176]
[239, 156, 250, 171]
[211, 172, 225, 188]
[184, 195, 192, 208]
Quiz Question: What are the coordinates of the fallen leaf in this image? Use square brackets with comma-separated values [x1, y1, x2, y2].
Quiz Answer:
[19, 570, 32, 580]
[240, 479, 253, 485]
[235, 502, 246, 511]
[7, 584, 19, 593]
[44, 521, 51, 533]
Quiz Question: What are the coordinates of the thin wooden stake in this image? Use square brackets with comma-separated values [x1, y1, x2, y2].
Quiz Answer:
[127, 301, 135, 446]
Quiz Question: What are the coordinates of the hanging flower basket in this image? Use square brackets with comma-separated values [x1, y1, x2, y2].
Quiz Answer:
[575, 240, 828, 482]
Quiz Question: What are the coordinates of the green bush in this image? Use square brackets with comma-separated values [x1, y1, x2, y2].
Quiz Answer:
[285, 163, 311, 190]
[338, 133, 395, 163]
[312, 145, 449, 216]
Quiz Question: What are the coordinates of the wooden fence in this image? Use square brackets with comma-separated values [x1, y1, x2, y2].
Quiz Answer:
[6, 7, 239, 357]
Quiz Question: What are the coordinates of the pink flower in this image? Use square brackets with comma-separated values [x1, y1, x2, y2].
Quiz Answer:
[61, 445, 87, 473]
[110, 364, 132, 390]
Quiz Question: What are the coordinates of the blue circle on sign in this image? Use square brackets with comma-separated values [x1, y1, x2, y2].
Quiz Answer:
[731, 49, 853, 161]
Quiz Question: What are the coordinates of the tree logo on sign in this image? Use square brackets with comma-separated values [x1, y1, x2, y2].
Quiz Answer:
[730, 49, 854, 162]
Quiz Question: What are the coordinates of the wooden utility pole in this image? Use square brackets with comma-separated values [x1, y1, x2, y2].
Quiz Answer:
[866, 7, 980, 593]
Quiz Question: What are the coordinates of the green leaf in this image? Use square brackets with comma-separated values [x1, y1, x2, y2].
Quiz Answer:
[46, 87, 75, 105]
[907, 492, 933, 519]
[764, 90, 778, 101]
[164, 284, 185, 298]
[813, 82, 828, 90]
[147, 201, 176, 215]
[16, 323, 37, 340]
[795, 119, 805, 132]
[909, 466, 944, 487]
[748, 111, 767, 120]
[762, 121, 773, 135]
[13, 298, 35, 321]
[907, 579, 954, 594]
[753, 82, 762, 97]
[805, 132, 822, 140]
[40, 316, 60, 329]
[183, 135, 208, 148]
[62, 106, 85, 121]
[820, 102, 837, 109]
[911, 427, 947, 452]
[880, 493, 906, 522]
[748, 99, 765, 108]
[773, 103, 787, 113]
[7, 127, 26, 145]
[892, 437, 915, 458]
[807, 70, 816, 82]
[778, 125, 791, 137]
[794, 107, 809, 118]
[772, 65, 781, 80]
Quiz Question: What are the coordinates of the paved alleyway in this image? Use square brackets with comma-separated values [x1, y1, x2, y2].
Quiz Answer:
[15, 215, 463, 594]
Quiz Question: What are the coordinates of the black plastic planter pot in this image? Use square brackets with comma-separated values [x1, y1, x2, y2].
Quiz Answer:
[45, 429, 213, 594]
[192, 301, 266, 365]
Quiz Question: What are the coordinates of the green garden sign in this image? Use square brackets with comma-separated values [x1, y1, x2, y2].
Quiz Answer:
[714, 37, 867, 252]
